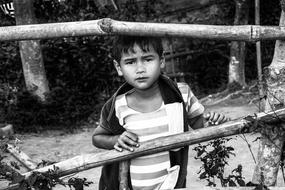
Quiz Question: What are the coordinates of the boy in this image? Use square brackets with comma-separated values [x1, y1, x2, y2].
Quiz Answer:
[92, 36, 229, 190]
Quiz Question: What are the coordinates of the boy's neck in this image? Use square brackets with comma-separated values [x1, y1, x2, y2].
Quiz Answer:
[126, 81, 163, 113]
[132, 81, 160, 99]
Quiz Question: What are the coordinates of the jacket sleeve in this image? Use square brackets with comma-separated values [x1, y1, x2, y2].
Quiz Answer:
[99, 98, 126, 135]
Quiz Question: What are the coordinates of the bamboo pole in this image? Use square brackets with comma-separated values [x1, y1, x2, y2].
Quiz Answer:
[1, 18, 285, 42]
[2, 108, 285, 190]
[119, 161, 130, 190]
[6, 144, 37, 171]
[255, 0, 264, 111]
[164, 188, 285, 190]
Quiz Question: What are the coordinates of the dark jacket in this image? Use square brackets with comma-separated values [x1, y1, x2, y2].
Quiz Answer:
[98, 75, 189, 190]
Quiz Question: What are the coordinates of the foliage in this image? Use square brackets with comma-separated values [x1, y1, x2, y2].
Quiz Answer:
[16, 165, 93, 190]
[193, 137, 246, 187]
[0, 0, 282, 131]
[0, 0, 165, 131]
[183, 0, 281, 97]
[0, 137, 93, 190]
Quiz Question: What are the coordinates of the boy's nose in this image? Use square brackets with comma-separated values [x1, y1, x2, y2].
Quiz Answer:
[136, 61, 146, 73]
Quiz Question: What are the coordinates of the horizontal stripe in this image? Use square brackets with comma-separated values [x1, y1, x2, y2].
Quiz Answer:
[131, 175, 166, 186]
[117, 105, 135, 117]
[189, 101, 203, 114]
[135, 151, 168, 160]
[125, 108, 166, 123]
[188, 108, 204, 119]
[131, 152, 169, 166]
[130, 160, 170, 173]
[127, 124, 169, 137]
[189, 93, 198, 106]
[131, 169, 168, 180]
[182, 93, 189, 102]
[132, 182, 161, 190]
[125, 115, 168, 130]
[139, 132, 171, 142]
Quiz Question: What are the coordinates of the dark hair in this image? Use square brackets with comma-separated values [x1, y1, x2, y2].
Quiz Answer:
[112, 35, 163, 62]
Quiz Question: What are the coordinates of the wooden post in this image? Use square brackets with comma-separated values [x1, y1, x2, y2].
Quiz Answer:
[119, 161, 130, 190]
[228, 0, 249, 88]
[3, 108, 285, 190]
[6, 144, 37, 171]
[255, 0, 265, 111]
[252, 4, 285, 185]
[13, 0, 50, 102]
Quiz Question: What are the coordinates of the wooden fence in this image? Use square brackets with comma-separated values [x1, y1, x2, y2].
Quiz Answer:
[1, 108, 285, 190]
[1, 19, 285, 189]
[1, 18, 285, 42]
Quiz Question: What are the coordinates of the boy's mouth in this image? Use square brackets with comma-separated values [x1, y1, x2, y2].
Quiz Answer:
[136, 77, 148, 81]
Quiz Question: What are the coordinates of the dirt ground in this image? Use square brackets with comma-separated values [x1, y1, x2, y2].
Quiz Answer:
[1, 95, 285, 189]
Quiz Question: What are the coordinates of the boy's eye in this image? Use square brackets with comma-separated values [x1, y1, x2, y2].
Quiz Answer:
[145, 58, 153, 62]
[125, 61, 135, 65]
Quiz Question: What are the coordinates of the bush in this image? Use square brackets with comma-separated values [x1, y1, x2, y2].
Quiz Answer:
[0, 0, 281, 131]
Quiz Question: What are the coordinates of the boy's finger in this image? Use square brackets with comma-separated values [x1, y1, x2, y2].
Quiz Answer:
[114, 143, 123, 152]
[118, 138, 135, 152]
[211, 112, 219, 123]
[120, 133, 136, 145]
[215, 114, 225, 125]
[126, 132, 139, 142]
[125, 136, 140, 147]
[204, 113, 211, 120]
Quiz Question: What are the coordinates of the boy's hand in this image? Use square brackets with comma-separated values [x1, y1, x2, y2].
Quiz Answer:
[205, 112, 230, 126]
[114, 131, 139, 152]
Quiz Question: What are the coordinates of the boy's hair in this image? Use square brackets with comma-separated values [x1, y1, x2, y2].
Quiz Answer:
[112, 35, 163, 63]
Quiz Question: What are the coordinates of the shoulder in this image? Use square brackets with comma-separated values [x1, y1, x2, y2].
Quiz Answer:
[177, 82, 192, 94]
[176, 82, 195, 101]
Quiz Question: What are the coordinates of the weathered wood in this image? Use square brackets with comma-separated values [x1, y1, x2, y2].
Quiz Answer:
[255, 0, 264, 109]
[2, 108, 285, 190]
[6, 144, 37, 171]
[228, 0, 249, 88]
[1, 18, 285, 42]
[252, 6, 285, 185]
[119, 161, 130, 190]
[13, 0, 50, 102]
[174, 188, 285, 190]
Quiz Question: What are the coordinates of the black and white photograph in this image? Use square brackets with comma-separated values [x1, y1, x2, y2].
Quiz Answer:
[0, 0, 285, 189]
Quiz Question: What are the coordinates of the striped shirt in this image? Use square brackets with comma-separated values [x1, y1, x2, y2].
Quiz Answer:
[115, 82, 204, 189]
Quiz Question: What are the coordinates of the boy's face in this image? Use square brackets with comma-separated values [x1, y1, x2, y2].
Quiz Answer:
[114, 43, 165, 90]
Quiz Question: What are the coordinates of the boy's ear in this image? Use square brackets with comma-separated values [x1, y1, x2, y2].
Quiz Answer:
[113, 60, 123, 76]
[160, 56, 165, 69]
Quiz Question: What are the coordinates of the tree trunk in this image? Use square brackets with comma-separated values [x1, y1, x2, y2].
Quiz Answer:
[228, 0, 249, 88]
[13, 0, 49, 102]
[252, 4, 285, 185]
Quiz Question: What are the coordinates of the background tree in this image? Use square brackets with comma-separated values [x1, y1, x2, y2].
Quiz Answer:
[252, 0, 285, 185]
[13, 0, 49, 102]
[228, 0, 249, 89]
[0, 0, 281, 132]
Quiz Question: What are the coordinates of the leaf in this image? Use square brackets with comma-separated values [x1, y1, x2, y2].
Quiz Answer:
[228, 179, 236, 187]
[10, 161, 20, 170]
[237, 178, 246, 186]
[199, 172, 207, 179]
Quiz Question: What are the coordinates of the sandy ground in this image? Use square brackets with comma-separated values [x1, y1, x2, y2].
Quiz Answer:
[1, 97, 285, 189]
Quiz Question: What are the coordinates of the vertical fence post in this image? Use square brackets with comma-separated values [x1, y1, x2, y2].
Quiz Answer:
[255, 0, 264, 111]
[119, 160, 130, 190]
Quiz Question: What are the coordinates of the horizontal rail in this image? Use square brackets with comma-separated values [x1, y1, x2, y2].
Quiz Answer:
[1, 18, 285, 42]
[2, 108, 285, 190]
[6, 144, 37, 171]
[174, 187, 285, 190]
